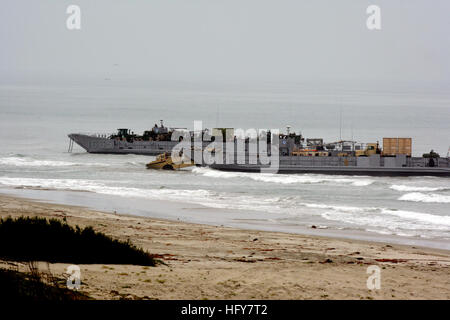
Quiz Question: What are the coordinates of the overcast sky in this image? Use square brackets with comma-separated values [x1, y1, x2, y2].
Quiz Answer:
[1, 0, 449, 86]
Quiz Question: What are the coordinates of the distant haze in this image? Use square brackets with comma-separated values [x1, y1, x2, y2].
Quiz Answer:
[1, 0, 449, 87]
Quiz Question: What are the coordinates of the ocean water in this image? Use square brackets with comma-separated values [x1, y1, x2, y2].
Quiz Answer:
[0, 81, 449, 248]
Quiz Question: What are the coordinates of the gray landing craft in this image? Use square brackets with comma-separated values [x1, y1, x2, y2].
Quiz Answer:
[68, 121, 450, 177]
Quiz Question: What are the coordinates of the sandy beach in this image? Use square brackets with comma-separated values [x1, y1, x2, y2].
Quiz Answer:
[0, 194, 449, 300]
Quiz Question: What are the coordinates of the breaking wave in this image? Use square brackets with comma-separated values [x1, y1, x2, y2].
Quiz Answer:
[390, 184, 450, 192]
[0, 177, 212, 202]
[380, 208, 450, 226]
[301, 203, 378, 213]
[320, 205, 450, 233]
[0, 156, 108, 168]
[192, 167, 374, 186]
[1, 175, 449, 240]
[398, 192, 450, 203]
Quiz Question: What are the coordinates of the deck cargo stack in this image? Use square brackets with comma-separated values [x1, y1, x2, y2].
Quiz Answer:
[382, 138, 412, 156]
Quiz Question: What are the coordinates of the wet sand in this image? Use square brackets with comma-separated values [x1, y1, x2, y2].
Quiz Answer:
[0, 194, 449, 300]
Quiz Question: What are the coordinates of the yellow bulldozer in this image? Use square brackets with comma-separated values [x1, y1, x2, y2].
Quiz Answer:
[355, 143, 380, 157]
[146, 152, 195, 170]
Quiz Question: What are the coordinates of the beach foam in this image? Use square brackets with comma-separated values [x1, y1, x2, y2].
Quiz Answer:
[390, 184, 450, 192]
[380, 208, 450, 227]
[321, 206, 450, 235]
[398, 192, 450, 203]
[0, 156, 108, 168]
[1, 174, 449, 240]
[192, 167, 374, 186]
[0, 177, 213, 202]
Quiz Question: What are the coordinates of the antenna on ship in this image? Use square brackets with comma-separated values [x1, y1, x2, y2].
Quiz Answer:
[339, 105, 343, 142]
[350, 121, 353, 141]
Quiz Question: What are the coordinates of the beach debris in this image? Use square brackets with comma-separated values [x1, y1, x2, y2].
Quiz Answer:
[375, 258, 407, 263]
[152, 253, 178, 261]
[234, 257, 257, 263]
[311, 225, 317, 229]
[320, 258, 333, 264]
[253, 238, 258, 241]
[110, 290, 120, 296]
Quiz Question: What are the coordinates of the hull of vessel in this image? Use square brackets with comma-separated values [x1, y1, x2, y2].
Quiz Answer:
[210, 164, 450, 177]
[69, 134, 450, 176]
[68, 133, 180, 156]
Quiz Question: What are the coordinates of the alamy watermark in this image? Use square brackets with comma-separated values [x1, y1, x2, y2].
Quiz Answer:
[169, 120, 280, 173]
[367, 5, 381, 30]
[66, 264, 81, 290]
[366, 265, 381, 290]
[66, 5, 81, 30]
[66, 5, 381, 31]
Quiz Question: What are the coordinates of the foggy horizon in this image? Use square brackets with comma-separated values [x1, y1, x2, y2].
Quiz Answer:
[1, 0, 449, 89]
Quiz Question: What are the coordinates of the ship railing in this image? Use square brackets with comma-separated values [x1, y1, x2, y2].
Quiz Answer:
[73, 132, 114, 138]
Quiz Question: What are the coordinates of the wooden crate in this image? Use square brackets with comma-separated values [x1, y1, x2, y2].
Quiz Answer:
[382, 138, 412, 156]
